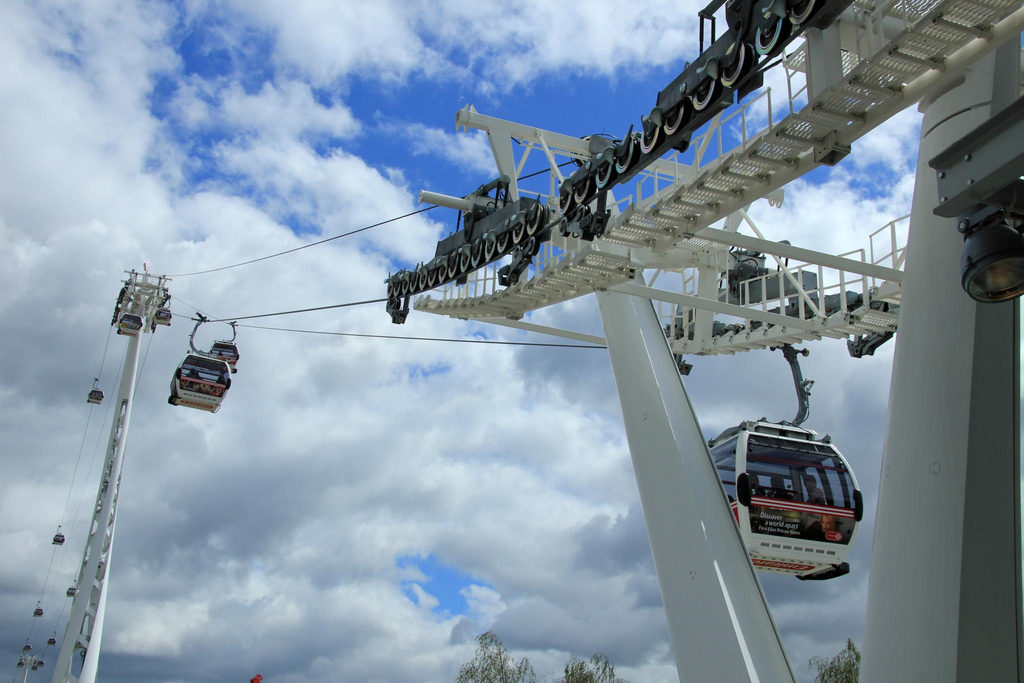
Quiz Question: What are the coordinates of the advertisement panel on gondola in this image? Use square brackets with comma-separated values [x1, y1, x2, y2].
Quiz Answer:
[748, 498, 855, 545]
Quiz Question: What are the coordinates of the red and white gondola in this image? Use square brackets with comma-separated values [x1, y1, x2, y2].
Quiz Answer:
[711, 420, 863, 581]
[168, 353, 232, 413]
[87, 378, 104, 405]
[208, 341, 239, 373]
[117, 313, 144, 336]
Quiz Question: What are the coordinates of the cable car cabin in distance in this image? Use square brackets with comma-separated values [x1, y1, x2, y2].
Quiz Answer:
[169, 353, 231, 413]
[208, 341, 239, 372]
[711, 420, 863, 581]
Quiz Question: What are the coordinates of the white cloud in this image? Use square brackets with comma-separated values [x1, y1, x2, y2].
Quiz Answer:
[401, 124, 497, 176]
[223, 0, 701, 92]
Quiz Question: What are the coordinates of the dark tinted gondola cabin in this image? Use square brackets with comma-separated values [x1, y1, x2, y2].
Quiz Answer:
[208, 341, 239, 372]
[52, 530, 65, 545]
[154, 307, 172, 326]
[169, 353, 231, 413]
[33, 602, 43, 617]
[66, 584, 77, 597]
[87, 387, 104, 405]
[117, 313, 144, 336]
[711, 420, 863, 580]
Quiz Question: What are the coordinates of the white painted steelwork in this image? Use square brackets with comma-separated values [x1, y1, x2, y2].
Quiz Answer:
[597, 282, 795, 682]
[52, 272, 170, 683]
[415, 0, 1022, 357]
[861, 45, 1023, 681]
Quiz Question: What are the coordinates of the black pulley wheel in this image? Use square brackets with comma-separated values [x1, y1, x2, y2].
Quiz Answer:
[663, 102, 690, 136]
[720, 43, 751, 88]
[470, 239, 485, 268]
[755, 15, 790, 56]
[788, 0, 816, 25]
[691, 78, 721, 111]
[614, 134, 640, 174]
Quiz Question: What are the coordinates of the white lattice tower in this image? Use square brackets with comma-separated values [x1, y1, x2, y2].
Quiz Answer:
[51, 272, 169, 683]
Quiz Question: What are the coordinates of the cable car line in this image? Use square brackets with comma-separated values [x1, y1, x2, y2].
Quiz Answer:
[27, 338, 124, 651]
[197, 298, 388, 323]
[59, 406, 98, 529]
[167, 206, 439, 278]
[238, 323, 606, 349]
[163, 162, 567, 280]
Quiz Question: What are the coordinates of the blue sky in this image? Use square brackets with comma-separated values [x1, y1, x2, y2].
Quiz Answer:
[399, 553, 492, 618]
[0, 1, 936, 681]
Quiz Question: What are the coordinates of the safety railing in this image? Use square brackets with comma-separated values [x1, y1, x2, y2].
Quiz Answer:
[655, 212, 908, 350]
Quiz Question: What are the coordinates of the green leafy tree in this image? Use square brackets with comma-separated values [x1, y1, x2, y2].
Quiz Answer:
[808, 639, 861, 683]
[456, 631, 536, 683]
[559, 653, 627, 683]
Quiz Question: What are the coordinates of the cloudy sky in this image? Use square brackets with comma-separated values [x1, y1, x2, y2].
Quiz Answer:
[0, 1, 923, 681]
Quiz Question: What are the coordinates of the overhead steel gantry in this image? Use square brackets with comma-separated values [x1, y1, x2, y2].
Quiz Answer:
[412, 0, 1021, 358]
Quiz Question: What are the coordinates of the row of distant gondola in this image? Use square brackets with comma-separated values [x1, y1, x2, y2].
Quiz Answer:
[21, 523, 76, 667]
[30, 527, 78, 618]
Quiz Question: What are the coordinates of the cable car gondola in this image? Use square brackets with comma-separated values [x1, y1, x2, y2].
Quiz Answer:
[52, 526, 65, 545]
[67, 583, 77, 597]
[154, 307, 172, 326]
[33, 602, 43, 617]
[47, 634, 56, 646]
[705, 345, 863, 580]
[117, 312, 144, 336]
[86, 377, 104, 405]
[711, 420, 862, 580]
[168, 353, 232, 413]
[206, 320, 239, 372]
[208, 340, 239, 372]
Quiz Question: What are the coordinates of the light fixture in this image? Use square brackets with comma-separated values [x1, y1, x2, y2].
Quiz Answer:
[959, 213, 1024, 302]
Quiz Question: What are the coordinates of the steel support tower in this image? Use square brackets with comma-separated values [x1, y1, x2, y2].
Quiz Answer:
[861, 44, 1023, 681]
[51, 272, 168, 683]
[597, 279, 795, 681]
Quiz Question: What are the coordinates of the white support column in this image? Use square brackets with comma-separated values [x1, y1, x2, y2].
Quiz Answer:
[804, 22, 844, 100]
[596, 281, 794, 682]
[692, 262, 718, 347]
[52, 331, 141, 683]
[861, 46, 1023, 681]
[50, 272, 166, 683]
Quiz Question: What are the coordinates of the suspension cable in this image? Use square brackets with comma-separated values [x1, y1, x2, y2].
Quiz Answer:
[166, 159, 574, 279]
[167, 207, 438, 277]
[199, 298, 387, 323]
[238, 323, 606, 348]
